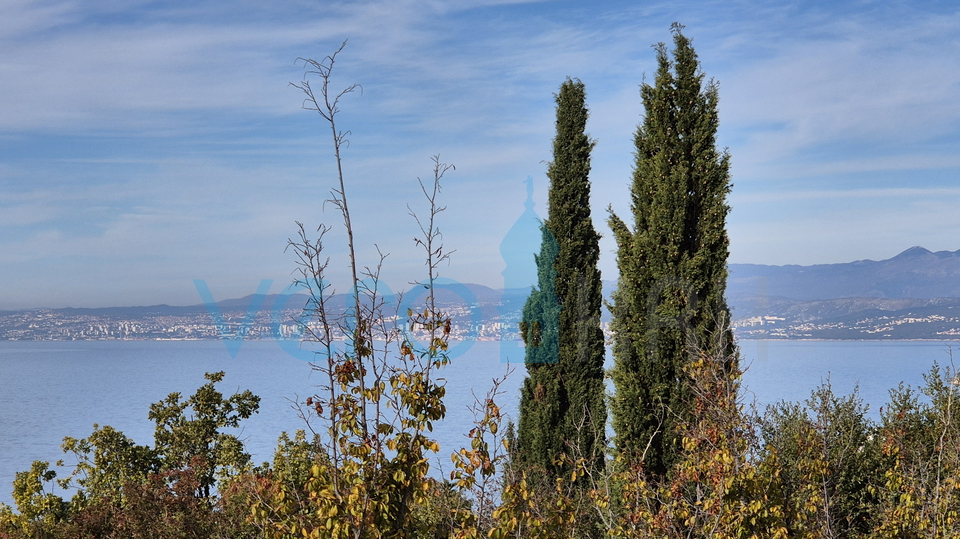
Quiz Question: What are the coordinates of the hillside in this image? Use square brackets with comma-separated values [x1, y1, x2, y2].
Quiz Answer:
[728, 246, 960, 301]
[7, 247, 960, 341]
[728, 247, 960, 339]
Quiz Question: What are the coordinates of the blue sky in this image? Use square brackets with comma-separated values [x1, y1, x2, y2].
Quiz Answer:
[2, 0, 960, 309]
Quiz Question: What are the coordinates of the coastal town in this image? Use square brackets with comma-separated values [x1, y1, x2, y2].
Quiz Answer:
[5, 298, 960, 341]
[0, 300, 527, 342]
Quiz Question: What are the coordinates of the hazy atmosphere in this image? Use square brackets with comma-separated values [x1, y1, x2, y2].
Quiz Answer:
[3, 0, 960, 309]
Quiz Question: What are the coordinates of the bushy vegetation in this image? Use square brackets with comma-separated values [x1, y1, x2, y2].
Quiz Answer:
[607, 23, 735, 477]
[0, 371, 261, 538]
[5, 342, 958, 538]
[517, 77, 606, 488]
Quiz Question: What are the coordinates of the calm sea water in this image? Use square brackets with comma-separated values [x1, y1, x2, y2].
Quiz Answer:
[1, 339, 957, 507]
[738, 340, 959, 415]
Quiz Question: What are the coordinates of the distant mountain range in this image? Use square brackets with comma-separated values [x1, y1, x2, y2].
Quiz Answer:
[728, 246, 960, 301]
[727, 247, 960, 339]
[6, 247, 960, 340]
[0, 285, 533, 319]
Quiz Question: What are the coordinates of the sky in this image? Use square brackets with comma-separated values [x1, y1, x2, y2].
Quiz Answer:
[2, 0, 960, 309]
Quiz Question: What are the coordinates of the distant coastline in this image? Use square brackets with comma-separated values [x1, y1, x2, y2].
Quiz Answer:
[7, 246, 960, 342]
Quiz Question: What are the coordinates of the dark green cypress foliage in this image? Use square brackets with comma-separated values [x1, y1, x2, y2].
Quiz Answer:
[517, 79, 606, 479]
[517, 225, 562, 471]
[608, 25, 734, 477]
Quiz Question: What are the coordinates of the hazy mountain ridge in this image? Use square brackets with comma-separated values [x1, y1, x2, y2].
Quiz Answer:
[728, 246, 960, 301]
[729, 247, 960, 339]
[6, 247, 960, 340]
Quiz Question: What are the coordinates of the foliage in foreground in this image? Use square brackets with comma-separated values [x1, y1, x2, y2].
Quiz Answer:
[607, 23, 735, 478]
[6, 342, 959, 538]
[0, 371, 261, 538]
[517, 76, 606, 485]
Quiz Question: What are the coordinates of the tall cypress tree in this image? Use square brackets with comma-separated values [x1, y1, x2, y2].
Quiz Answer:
[517, 78, 606, 479]
[608, 25, 734, 477]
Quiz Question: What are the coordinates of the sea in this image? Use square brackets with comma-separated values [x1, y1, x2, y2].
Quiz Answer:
[2, 338, 958, 507]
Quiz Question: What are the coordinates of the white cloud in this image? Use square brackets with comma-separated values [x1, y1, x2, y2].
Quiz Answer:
[4, 0, 960, 307]
[721, 10, 960, 170]
[0, 0, 79, 40]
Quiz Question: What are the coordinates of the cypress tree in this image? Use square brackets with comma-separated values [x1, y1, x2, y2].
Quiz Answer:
[608, 25, 734, 477]
[517, 78, 606, 479]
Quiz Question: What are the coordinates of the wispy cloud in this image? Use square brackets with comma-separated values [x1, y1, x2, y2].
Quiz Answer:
[2, 0, 960, 307]
[721, 9, 960, 172]
[736, 185, 960, 204]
